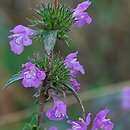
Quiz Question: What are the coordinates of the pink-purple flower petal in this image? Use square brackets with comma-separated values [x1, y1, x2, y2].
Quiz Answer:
[74, 1, 91, 12]
[70, 78, 80, 92]
[65, 51, 85, 76]
[83, 13, 92, 24]
[67, 113, 91, 130]
[22, 35, 32, 46]
[73, 1, 92, 28]
[46, 97, 68, 121]
[92, 108, 114, 130]
[19, 62, 46, 88]
[8, 25, 37, 55]
[49, 127, 58, 130]
[10, 40, 24, 55]
[120, 87, 130, 110]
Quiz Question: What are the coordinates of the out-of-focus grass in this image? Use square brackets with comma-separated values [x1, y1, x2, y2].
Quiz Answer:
[0, 80, 130, 130]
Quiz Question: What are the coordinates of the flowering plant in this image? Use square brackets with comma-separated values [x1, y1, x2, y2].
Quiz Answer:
[4, 0, 114, 130]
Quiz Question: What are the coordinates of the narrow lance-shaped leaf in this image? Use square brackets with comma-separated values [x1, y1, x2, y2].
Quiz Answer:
[30, 115, 38, 126]
[43, 30, 58, 54]
[22, 124, 32, 130]
[63, 83, 86, 120]
[3, 71, 22, 90]
[22, 115, 38, 130]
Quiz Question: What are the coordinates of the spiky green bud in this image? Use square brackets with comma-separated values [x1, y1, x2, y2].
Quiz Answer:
[28, 54, 70, 93]
[29, 4, 74, 39]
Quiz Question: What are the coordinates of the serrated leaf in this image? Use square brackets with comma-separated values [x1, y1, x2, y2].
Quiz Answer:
[63, 83, 86, 120]
[43, 30, 58, 54]
[3, 71, 22, 90]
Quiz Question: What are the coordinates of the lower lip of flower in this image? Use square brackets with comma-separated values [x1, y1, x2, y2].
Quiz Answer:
[15, 34, 24, 44]
[24, 71, 36, 79]
[72, 123, 81, 129]
[55, 110, 63, 117]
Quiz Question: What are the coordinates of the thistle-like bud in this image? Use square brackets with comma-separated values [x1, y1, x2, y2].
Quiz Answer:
[30, 4, 74, 39]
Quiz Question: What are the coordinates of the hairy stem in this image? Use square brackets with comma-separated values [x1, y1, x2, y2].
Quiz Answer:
[54, 0, 57, 12]
[37, 52, 53, 129]
[37, 82, 46, 129]
[37, 1, 57, 128]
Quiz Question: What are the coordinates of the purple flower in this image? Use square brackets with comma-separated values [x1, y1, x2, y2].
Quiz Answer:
[65, 51, 85, 76]
[8, 25, 37, 55]
[73, 1, 92, 28]
[120, 87, 130, 110]
[67, 113, 91, 130]
[46, 97, 68, 121]
[65, 52, 85, 92]
[49, 127, 58, 130]
[19, 62, 46, 88]
[92, 108, 114, 130]
[70, 78, 80, 92]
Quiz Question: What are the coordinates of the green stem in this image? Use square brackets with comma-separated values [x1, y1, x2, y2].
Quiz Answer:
[63, 84, 86, 120]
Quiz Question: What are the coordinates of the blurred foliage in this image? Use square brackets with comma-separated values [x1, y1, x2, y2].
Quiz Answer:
[0, 0, 130, 130]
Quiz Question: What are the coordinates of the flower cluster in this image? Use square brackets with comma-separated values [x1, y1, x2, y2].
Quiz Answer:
[17, 51, 84, 91]
[8, 1, 92, 55]
[14, 52, 114, 130]
[49, 108, 114, 130]
[68, 108, 114, 130]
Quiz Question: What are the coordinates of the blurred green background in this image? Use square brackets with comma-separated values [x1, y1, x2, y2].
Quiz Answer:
[0, 0, 130, 129]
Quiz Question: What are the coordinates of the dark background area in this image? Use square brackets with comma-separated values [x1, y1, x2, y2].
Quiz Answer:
[0, 0, 130, 129]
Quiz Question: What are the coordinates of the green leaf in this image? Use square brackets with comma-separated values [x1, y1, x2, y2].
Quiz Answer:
[3, 71, 22, 90]
[30, 115, 38, 126]
[43, 30, 58, 54]
[22, 123, 32, 130]
[63, 83, 86, 120]
[23, 115, 38, 130]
